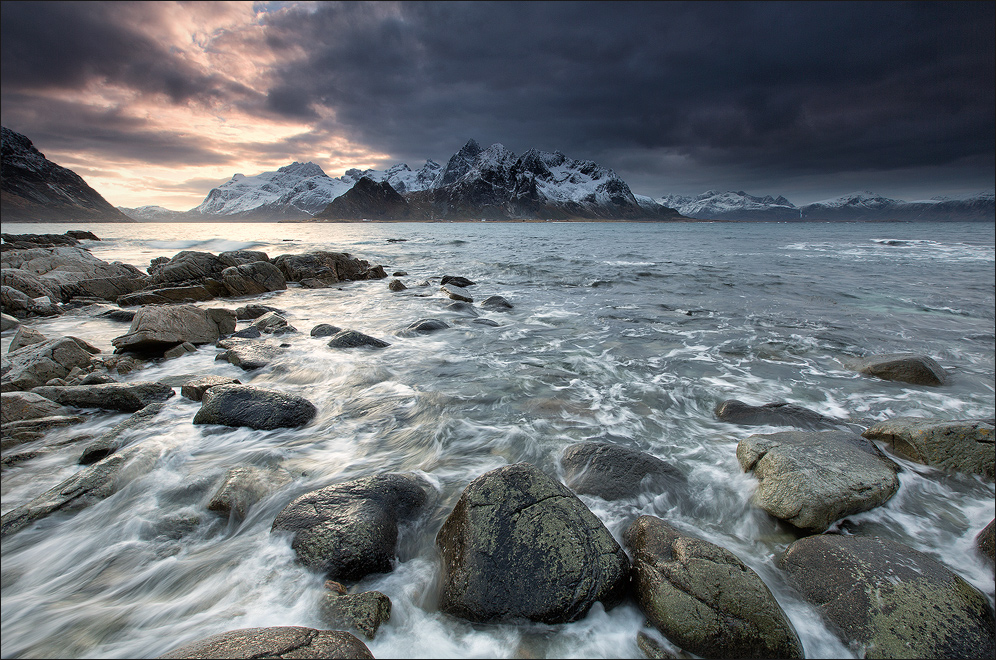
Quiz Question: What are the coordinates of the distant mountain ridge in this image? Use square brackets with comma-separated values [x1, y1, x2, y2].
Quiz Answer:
[1, 126, 134, 222]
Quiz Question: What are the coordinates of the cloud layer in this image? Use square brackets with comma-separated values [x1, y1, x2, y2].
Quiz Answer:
[2, 1, 993, 208]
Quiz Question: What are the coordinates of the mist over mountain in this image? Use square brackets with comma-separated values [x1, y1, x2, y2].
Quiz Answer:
[1, 126, 133, 222]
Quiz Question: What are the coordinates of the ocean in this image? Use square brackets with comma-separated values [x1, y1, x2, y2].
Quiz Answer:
[2, 220, 994, 658]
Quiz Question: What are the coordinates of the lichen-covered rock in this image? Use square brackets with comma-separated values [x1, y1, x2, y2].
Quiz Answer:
[271, 473, 428, 581]
[560, 442, 686, 501]
[112, 304, 236, 355]
[737, 430, 900, 533]
[436, 462, 630, 624]
[853, 353, 947, 386]
[320, 581, 392, 640]
[193, 385, 316, 430]
[207, 466, 293, 519]
[625, 515, 803, 659]
[30, 381, 175, 412]
[862, 417, 994, 480]
[156, 626, 373, 659]
[716, 399, 845, 430]
[781, 534, 995, 659]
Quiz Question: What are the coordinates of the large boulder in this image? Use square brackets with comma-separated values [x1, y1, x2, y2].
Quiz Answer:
[271, 251, 387, 284]
[862, 417, 994, 481]
[271, 473, 429, 581]
[781, 535, 995, 659]
[1, 390, 70, 422]
[156, 626, 373, 660]
[1, 245, 139, 289]
[30, 382, 175, 412]
[560, 442, 686, 501]
[625, 515, 803, 659]
[1, 284, 58, 317]
[148, 250, 227, 285]
[112, 304, 236, 355]
[716, 399, 845, 430]
[436, 462, 630, 624]
[1, 337, 95, 391]
[220, 261, 286, 297]
[8, 325, 47, 352]
[737, 430, 900, 533]
[853, 354, 947, 386]
[193, 384, 316, 430]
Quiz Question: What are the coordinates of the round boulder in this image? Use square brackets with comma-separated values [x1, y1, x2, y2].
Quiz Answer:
[781, 534, 995, 659]
[436, 462, 630, 624]
[193, 385, 316, 430]
[326, 329, 390, 349]
[560, 442, 686, 501]
[853, 353, 947, 386]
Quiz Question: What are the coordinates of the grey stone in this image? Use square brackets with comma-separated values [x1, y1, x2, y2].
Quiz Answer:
[2, 267, 59, 300]
[320, 586, 392, 640]
[31, 381, 175, 412]
[221, 261, 287, 297]
[193, 384, 316, 430]
[1, 312, 19, 330]
[310, 323, 342, 337]
[862, 417, 994, 480]
[626, 515, 802, 659]
[156, 626, 373, 659]
[149, 251, 227, 285]
[977, 519, 995, 564]
[436, 462, 630, 624]
[1, 391, 69, 423]
[561, 442, 686, 501]
[271, 251, 386, 283]
[398, 318, 449, 336]
[716, 399, 845, 430]
[251, 311, 295, 334]
[326, 329, 390, 349]
[180, 375, 241, 402]
[1, 415, 86, 450]
[854, 353, 947, 385]
[163, 342, 197, 360]
[471, 318, 500, 327]
[116, 284, 220, 307]
[58, 274, 150, 303]
[207, 466, 293, 519]
[218, 250, 269, 267]
[2, 337, 95, 391]
[271, 473, 428, 581]
[737, 430, 900, 533]
[215, 338, 281, 370]
[231, 326, 262, 339]
[440, 275, 475, 287]
[481, 295, 513, 310]
[78, 402, 166, 464]
[781, 534, 995, 659]
[440, 283, 473, 302]
[98, 309, 136, 323]
[235, 304, 283, 320]
[388, 279, 407, 292]
[112, 304, 236, 355]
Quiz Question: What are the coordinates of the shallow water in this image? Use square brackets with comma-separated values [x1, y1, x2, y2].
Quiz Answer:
[2, 220, 994, 659]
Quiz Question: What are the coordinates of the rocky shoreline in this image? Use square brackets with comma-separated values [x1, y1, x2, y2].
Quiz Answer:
[2, 230, 994, 659]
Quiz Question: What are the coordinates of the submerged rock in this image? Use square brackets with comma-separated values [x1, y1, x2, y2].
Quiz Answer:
[737, 430, 900, 533]
[481, 295, 513, 310]
[193, 385, 316, 430]
[625, 515, 803, 659]
[156, 626, 373, 659]
[326, 329, 390, 349]
[310, 323, 342, 337]
[320, 581, 392, 640]
[436, 462, 630, 624]
[271, 473, 429, 582]
[397, 318, 450, 336]
[716, 399, 845, 430]
[440, 275, 475, 288]
[440, 283, 473, 302]
[853, 353, 947, 386]
[560, 442, 686, 501]
[862, 417, 994, 480]
[781, 534, 995, 659]
[78, 402, 167, 464]
[207, 465, 293, 519]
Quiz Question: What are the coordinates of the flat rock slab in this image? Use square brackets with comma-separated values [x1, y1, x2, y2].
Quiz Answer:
[436, 462, 630, 624]
[853, 353, 947, 385]
[716, 399, 845, 430]
[862, 417, 994, 481]
[1, 390, 69, 422]
[560, 442, 686, 501]
[156, 626, 373, 659]
[737, 430, 900, 533]
[31, 382, 175, 412]
[193, 385, 316, 430]
[781, 535, 995, 659]
[625, 515, 802, 659]
[271, 473, 428, 582]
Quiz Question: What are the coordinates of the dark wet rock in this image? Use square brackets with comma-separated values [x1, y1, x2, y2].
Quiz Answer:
[320, 581, 392, 640]
[397, 318, 449, 336]
[471, 318, 500, 327]
[116, 283, 222, 307]
[8, 325, 47, 352]
[156, 626, 374, 660]
[737, 430, 900, 533]
[112, 304, 236, 355]
[327, 329, 390, 349]
[78, 402, 166, 464]
[481, 295, 513, 310]
[77, 372, 117, 386]
[1, 312, 19, 330]
[2, 337, 95, 391]
[853, 353, 947, 386]
[58, 273, 150, 303]
[1, 438, 163, 538]
[251, 311, 295, 334]
[440, 275, 475, 288]
[1, 390, 69, 422]
[1, 415, 86, 450]
[440, 283, 473, 302]
[221, 261, 287, 297]
[180, 375, 241, 402]
[626, 515, 803, 659]
[206, 465, 293, 519]
[231, 325, 262, 339]
[310, 323, 342, 337]
[561, 442, 687, 501]
[219, 249, 269, 267]
[2, 267, 59, 300]
[781, 534, 995, 659]
[271, 473, 429, 582]
[272, 251, 387, 284]
[97, 308, 136, 323]
[215, 338, 281, 370]
[444, 301, 478, 315]
[716, 399, 845, 430]
[862, 417, 994, 480]
[193, 384, 316, 430]
[636, 631, 677, 659]
[148, 250, 228, 285]
[31, 381, 175, 413]
[977, 519, 995, 564]
[163, 341, 197, 360]
[65, 230, 99, 241]
[388, 278, 407, 292]
[1, 284, 59, 317]
[436, 462, 630, 624]
[235, 304, 283, 320]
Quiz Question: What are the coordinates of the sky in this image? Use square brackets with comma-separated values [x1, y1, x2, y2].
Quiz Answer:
[1, 1, 993, 210]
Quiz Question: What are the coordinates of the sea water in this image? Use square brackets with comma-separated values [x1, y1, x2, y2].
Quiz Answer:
[1, 221, 993, 658]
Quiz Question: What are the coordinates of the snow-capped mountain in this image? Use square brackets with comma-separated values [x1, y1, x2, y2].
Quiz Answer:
[1, 126, 133, 222]
[658, 190, 799, 220]
[117, 205, 188, 222]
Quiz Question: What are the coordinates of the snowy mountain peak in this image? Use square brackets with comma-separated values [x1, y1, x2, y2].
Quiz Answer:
[278, 161, 326, 178]
[435, 139, 485, 188]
